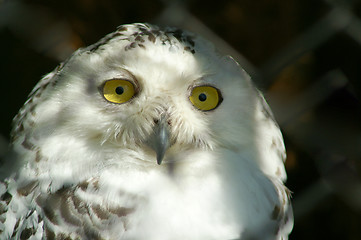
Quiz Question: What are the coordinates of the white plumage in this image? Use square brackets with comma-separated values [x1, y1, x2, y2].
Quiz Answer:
[0, 23, 292, 239]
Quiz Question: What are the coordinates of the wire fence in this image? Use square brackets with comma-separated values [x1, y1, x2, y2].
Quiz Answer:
[1, 0, 361, 239]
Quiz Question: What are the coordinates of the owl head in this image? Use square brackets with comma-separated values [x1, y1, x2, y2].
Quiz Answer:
[11, 23, 284, 186]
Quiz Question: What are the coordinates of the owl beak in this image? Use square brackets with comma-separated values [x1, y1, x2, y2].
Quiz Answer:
[146, 115, 170, 165]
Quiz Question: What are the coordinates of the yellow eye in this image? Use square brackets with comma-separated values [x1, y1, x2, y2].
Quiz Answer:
[189, 86, 222, 111]
[102, 79, 136, 104]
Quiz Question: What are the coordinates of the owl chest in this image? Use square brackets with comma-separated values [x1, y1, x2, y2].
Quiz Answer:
[106, 167, 242, 239]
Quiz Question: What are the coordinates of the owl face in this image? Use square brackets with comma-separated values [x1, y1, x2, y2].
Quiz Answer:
[21, 23, 258, 170]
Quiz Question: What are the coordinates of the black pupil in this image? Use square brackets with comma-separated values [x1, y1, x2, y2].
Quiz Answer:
[198, 93, 207, 102]
[115, 86, 124, 95]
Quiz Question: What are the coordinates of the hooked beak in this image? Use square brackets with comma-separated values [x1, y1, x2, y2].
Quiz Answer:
[146, 115, 171, 165]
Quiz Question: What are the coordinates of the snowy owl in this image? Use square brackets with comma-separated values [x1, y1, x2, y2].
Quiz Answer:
[0, 23, 293, 239]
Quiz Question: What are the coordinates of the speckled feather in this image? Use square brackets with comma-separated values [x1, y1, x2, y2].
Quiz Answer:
[1, 23, 292, 239]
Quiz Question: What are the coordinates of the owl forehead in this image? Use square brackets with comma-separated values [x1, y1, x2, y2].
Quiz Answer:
[88, 23, 197, 55]
[82, 24, 223, 89]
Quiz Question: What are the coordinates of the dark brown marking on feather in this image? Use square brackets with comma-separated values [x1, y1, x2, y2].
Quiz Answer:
[170, 29, 183, 42]
[41, 81, 50, 91]
[60, 194, 82, 227]
[22, 137, 35, 150]
[271, 205, 281, 220]
[71, 194, 88, 215]
[42, 190, 65, 225]
[83, 227, 104, 240]
[148, 33, 156, 43]
[51, 76, 60, 87]
[38, 214, 43, 223]
[56, 233, 73, 240]
[78, 181, 89, 191]
[112, 32, 124, 38]
[108, 206, 134, 217]
[131, 31, 138, 37]
[45, 227, 56, 240]
[92, 179, 100, 190]
[43, 205, 59, 225]
[0, 202, 7, 216]
[40, 188, 85, 238]
[117, 26, 128, 32]
[184, 46, 195, 54]
[14, 218, 21, 231]
[17, 181, 39, 196]
[138, 44, 146, 49]
[11, 229, 17, 238]
[10, 218, 21, 238]
[55, 63, 63, 73]
[92, 204, 111, 220]
[149, 28, 160, 35]
[184, 46, 191, 52]
[1, 191, 12, 204]
[20, 227, 35, 239]
[35, 194, 44, 206]
[129, 42, 136, 49]
[29, 104, 36, 114]
[27, 98, 33, 106]
[17, 123, 24, 133]
[35, 150, 42, 162]
[135, 35, 145, 43]
[34, 90, 42, 99]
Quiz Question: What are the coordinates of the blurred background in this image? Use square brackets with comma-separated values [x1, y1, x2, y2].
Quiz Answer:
[1, 0, 361, 239]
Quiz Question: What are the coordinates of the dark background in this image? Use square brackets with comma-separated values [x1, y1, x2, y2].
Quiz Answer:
[1, 0, 361, 239]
